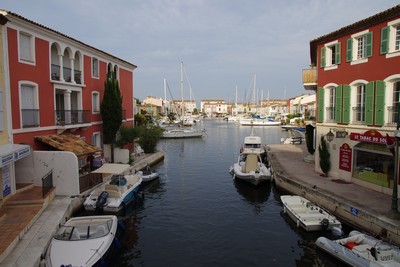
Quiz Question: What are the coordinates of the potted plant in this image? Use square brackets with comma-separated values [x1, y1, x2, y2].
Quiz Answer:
[318, 135, 330, 177]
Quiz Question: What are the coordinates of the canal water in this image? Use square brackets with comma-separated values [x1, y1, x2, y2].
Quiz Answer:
[98, 119, 348, 266]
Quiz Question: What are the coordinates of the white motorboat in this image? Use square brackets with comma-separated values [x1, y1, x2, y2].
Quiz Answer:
[229, 127, 271, 185]
[280, 195, 342, 232]
[316, 230, 400, 266]
[45, 215, 119, 267]
[83, 164, 143, 213]
[161, 127, 205, 139]
[240, 118, 281, 126]
[137, 165, 159, 182]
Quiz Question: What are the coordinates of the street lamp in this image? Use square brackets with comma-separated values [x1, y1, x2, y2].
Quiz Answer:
[326, 129, 334, 142]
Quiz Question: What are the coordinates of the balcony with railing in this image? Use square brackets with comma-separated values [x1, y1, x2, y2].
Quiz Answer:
[51, 64, 82, 84]
[55, 110, 91, 126]
[302, 68, 317, 91]
[352, 106, 365, 124]
[21, 109, 40, 128]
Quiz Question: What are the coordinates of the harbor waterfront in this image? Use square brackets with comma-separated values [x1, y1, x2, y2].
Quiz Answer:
[1, 119, 400, 266]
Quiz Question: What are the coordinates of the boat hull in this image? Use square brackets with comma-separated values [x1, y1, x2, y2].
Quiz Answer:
[83, 175, 142, 212]
[161, 129, 204, 139]
[46, 215, 118, 267]
[280, 195, 342, 232]
[231, 162, 271, 186]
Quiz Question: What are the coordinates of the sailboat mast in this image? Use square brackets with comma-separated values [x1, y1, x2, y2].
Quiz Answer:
[180, 62, 184, 116]
[164, 78, 168, 115]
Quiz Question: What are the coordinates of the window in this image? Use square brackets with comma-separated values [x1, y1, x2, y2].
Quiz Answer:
[92, 92, 100, 113]
[320, 41, 341, 69]
[19, 32, 34, 63]
[92, 132, 103, 149]
[92, 57, 99, 78]
[20, 84, 39, 127]
[356, 36, 366, 59]
[327, 87, 336, 121]
[355, 84, 366, 123]
[381, 19, 400, 58]
[391, 81, 400, 124]
[346, 31, 372, 64]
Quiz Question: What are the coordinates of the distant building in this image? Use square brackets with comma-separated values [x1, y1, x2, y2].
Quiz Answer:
[201, 100, 227, 117]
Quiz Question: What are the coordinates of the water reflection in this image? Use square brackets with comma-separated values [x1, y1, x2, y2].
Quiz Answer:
[233, 179, 271, 214]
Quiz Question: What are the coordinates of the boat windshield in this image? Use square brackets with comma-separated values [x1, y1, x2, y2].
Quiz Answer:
[54, 219, 113, 241]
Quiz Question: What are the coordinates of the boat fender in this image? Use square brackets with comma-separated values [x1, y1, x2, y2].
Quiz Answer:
[283, 207, 287, 214]
[296, 220, 300, 228]
[117, 220, 126, 232]
[113, 237, 122, 250]
[320, 218, 329, 230]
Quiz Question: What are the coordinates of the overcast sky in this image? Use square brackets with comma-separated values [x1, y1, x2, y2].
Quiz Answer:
[2, 1, 399, 103]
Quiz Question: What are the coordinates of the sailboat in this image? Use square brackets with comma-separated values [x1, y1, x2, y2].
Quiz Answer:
[239, 75, 280, 126]
[161, 62, 205, 139]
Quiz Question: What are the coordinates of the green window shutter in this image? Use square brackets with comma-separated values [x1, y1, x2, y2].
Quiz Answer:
[342, 85, 351, 124]
[380, 26, 390, 54]
[346, 38, 353, 62]
[335, 85, 343, 123]
[317, 87, 324, 123]
[335, 42, 341, 65]
[374, 81, 385, 126]
[366, 32, 373, 58]
[365, 82, 375, 125]
[321, 47, 326, 68]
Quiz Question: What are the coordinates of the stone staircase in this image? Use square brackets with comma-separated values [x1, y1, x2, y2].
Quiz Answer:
[0, 184, 55, 262]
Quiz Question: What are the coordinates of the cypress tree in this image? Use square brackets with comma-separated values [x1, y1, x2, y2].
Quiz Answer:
[101, 74, 123, 162]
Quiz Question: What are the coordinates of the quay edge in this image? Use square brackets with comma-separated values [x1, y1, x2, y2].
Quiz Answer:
[267, 144, 400, 246]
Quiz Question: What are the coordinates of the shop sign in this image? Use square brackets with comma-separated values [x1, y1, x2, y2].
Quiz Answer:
[349, 130, 394, 144]
[339, 143, 352, 172]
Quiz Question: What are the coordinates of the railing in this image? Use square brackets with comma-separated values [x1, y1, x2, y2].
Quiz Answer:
[79, 172, 103, 193]
[74, 70, 82, 84]
[51, 64, 60, 81]
[352, 106, 365, 124]
[325, 107, 335, 122]
[41, 170, 53, 198]
[51, 64, 82, 84]
[63, 66, 72, 82]
[21, 109, 40, 127]
[387, 106, 399, 126]
[55, 110, 91, 125]
[302, 69, 317, 91]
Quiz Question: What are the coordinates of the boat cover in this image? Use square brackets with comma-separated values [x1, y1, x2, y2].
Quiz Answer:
[92, 163, 130, 174]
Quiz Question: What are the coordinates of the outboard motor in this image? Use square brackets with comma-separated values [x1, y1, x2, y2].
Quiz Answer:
[320, 218, 329, 230]
[96, 191, 109, 210]
[375, 241, 395, 264]
[331, 226, 343, 238]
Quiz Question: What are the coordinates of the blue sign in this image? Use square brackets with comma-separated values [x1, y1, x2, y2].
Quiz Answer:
[350, 207, 359, 216]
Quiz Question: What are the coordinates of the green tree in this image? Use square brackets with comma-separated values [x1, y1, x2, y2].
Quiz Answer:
[116, 126, 139, 148]
[101, 74, 122, 162]
[318, 136, 330, 176]
[135, 113, 148, 126]
[138, 125, 164, 153]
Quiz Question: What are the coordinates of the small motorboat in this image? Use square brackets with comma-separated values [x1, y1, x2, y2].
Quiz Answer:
[229, 126, 271, 186]
[137, 165, 159, 182]
[83, 163, 142, 213]
[316, 230, 400, 266]
[280, 195, 342, 232]
[45, 215, 119, 267]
